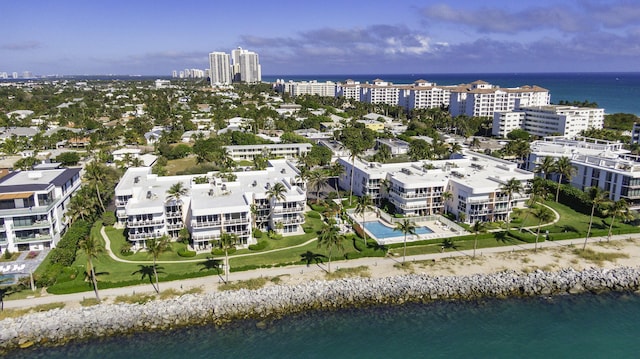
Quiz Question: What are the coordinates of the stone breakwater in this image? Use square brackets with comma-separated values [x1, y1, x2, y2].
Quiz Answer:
[2, 266, 640, 353]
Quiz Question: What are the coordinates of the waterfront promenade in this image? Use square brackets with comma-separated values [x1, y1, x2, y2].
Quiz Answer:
[4, 232, 638, 310]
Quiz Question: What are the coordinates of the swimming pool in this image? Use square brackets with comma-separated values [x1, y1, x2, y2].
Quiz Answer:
[363, 221, 433, 239]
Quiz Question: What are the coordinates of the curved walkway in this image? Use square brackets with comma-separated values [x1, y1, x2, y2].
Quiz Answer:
[100, 226, 318, 265]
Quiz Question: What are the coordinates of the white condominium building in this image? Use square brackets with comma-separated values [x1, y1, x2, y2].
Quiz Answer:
[527, 137, 640, 210]
[338, 151, 532, 223]
[450, 80, 550, 118]
[232, 47, 261, 83]
[275, 80, 337, 97]
[401, 80, 453, 111]
[0, 168, 82, 253]
[223, 143, 312, 162]
[209, 52, 233, 85]
[336, 79, 362, 101]
[360, 79, 401, 105]
[493, 105, 604, 138]
[114, 160, 307, 250]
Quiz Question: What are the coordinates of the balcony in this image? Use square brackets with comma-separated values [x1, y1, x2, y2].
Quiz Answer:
[223, 217, 249, 225]
[165, 211, 183, 219]
[167, 222, 184, 230]
[128, 232, 159, 241]
[280, 216, 304, 225]
[116, 210, 127, 219]
[191, 220, 222, 228]
[13, 220, 50, 229]
[272, 206, 305, 214]
[0, 202, 56, 216]
[15, 234, 52, 243]
[193, 234, 218, 242]
[127, 219, 165, 228]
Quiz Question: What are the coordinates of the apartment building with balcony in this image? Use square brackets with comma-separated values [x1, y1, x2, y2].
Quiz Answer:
[449, 81, 550, 118]
[527, 137, 640, 210]
[338, 150, 532, 223]
[493, 105, 604, 138]
[114, 160, 306, 251]
[223, 143, 312, 162]
[0, 168, 81, 252]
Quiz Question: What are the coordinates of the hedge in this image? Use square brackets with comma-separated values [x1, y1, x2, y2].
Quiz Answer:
[177, 248, 197, 257]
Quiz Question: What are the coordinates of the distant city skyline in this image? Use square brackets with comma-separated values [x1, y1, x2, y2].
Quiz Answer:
[1, 0, 639, 76]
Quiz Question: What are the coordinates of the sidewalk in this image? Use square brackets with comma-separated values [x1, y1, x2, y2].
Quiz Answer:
[4, 232, 636, 310]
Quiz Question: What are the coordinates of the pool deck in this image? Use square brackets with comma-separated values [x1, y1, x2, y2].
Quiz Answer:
[350, 211, 468, 245]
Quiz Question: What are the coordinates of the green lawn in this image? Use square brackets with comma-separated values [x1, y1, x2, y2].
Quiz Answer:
[36, 200, 640, 295]
[165, 156, 198, 175]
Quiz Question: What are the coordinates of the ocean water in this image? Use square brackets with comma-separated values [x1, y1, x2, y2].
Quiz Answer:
[8, 291, 640, 358]
[264, 72, 640, 115]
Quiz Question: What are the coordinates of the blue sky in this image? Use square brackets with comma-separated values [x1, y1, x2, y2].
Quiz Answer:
[2, 0, 639, 76]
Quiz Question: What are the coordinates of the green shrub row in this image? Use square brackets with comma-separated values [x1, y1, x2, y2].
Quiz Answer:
[248, 240, 268, 251]
[177, 248, 196, 257]
[47, 220, 92, 267]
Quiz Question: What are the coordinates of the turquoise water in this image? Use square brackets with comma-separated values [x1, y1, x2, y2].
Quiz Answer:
[264, 72, 640, 115]
[9, 292, 640, 358]
[364, 220, 433, 239]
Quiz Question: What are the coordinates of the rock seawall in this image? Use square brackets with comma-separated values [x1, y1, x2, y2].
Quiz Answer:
[2, 266, 640, 353]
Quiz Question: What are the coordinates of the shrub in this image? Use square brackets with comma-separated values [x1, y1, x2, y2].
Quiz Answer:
[248, 240, 268, 251]
[119, 243, 133, 256]
[26, 251, 39, 259]
[177, 248, 196, 257]
[3, 250, 12, 260]
[253, 228, 263, 238]
[310, 204, 326, 212]
[307, 211, 321, 219]
[303, 226, 314, 233]
[101, 211, 116, 226]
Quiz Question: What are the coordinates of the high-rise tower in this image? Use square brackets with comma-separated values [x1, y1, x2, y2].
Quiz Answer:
[231, 47, 262, 83]
[208, 52, 232, 85]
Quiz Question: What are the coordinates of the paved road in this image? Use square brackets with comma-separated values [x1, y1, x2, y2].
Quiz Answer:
[4, 232, 636, 310]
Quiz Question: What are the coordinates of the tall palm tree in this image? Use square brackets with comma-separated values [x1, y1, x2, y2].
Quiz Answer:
[533, 206, 554, 252]
[354, 195, 374, 247]
[441, 191, 453, 215]
[500, 177, 523, 232]
[602, 199, 631, 242]
[166, 181, 188, 205]
[218, 232, 237, 283]
[307, 170, 328, 203]
[266, 182, 287, 204]
[471, 220, 487, 258]
[554, 156, 575, 202]
[78, 234, 104, 302]
[535, 156, 555, 180]
[347, 148, 366, 206]
[329, 161, 344, 197]
[583, 187, 610, 251]
[317, 224, 344, 273]
[519, 177, 548, 231]
[84, 161, 109, 212]
[145, 235, 172, 293]
[394, 219, 416, 264]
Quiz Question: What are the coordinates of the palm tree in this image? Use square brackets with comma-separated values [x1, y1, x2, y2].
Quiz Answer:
[554, 156, 576, 202]
[317, 224, 344, 273]
[471, 221, 487, 258]
[394, 219, 416, 264]
[166, 181, 188, 205]
[583, 187, 610, 251]
[145, 235, 172, 293]
[217, 232, 237, 283]
[307, 170, 328, 203]
[534, 156, 555, 180]
[602, 199, 633, 242]
[347, 148, 366, 205]
[441, 191, 453, 215]
[329, 161, 344, 197]
[78, 234, 104, 302]
[266, 182, 287, 204]
[84, 161, 109, 212]
[533, 206, 554, 252]
[354, 195, 374, 247]
[519, 177, 548, 231]
[500, 177, 523, 232]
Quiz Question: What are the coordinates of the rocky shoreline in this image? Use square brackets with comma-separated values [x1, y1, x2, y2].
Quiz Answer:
[2, 266, 640, 353]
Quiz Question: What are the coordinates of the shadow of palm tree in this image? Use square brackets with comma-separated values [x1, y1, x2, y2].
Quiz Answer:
[441, 238, 459, 251]
[300, 251, 328, 272]
[369, 242, 388, 253]
[561, 225, 580, 233]
[83, 266, 110, 283]
[198, 257, 225, 283]
[132, 264, 164, 292]
[0, 285, 17, 311]
[494, 231, 516, 244]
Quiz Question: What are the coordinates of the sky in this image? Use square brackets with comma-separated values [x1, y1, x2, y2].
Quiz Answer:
[2, 0, 639, 76]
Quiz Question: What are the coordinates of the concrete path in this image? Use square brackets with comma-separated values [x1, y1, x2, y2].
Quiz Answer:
[4, 232, 636, 310]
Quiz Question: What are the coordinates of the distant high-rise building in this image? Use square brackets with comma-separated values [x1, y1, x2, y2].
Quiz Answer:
[172, 70, 178, 78]
[0, 72, 7, 79]
[231, 47, 261, 83]
[209, 52, 232, 85]
[12, 72, 18, 79]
